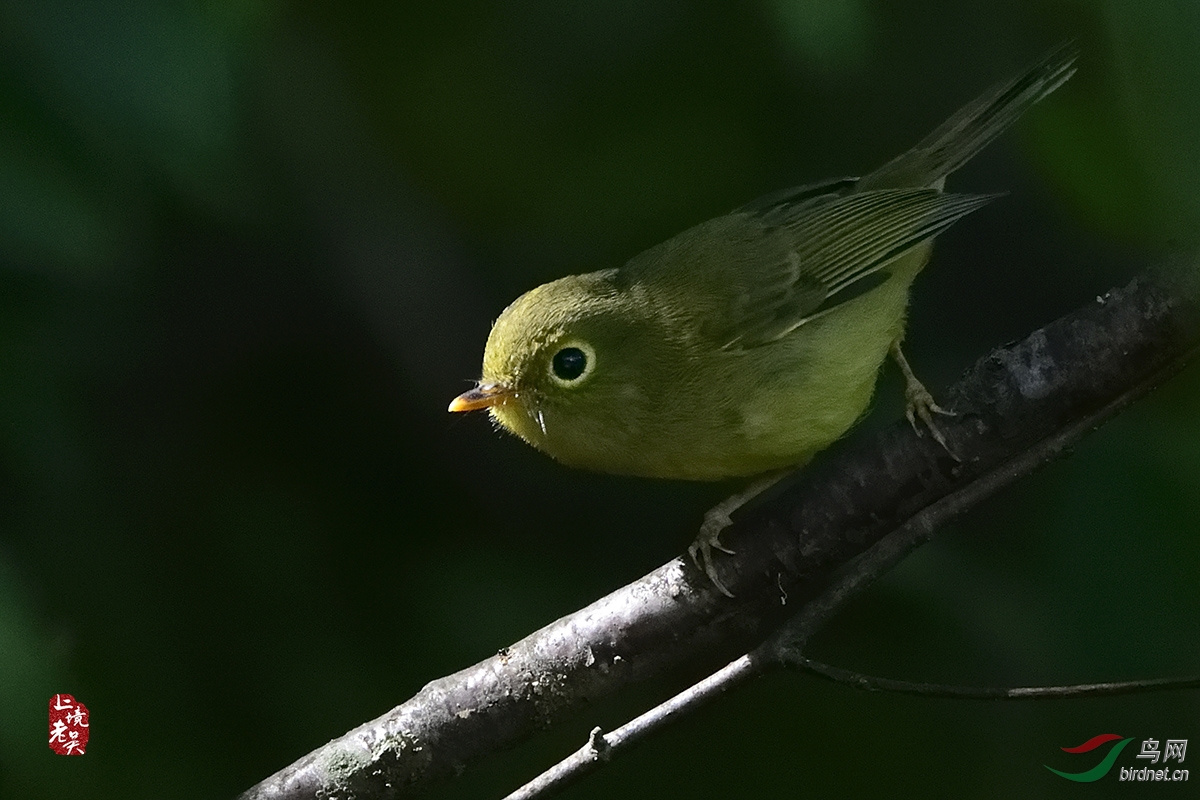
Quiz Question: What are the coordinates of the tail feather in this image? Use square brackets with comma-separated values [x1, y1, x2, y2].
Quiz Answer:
[858, 41, 1079, 191]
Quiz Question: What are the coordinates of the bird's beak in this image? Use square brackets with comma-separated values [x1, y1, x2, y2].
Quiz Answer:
[448, 382, 515, 412]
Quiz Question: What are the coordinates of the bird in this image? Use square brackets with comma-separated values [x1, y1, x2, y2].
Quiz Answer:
[449, 43, 1078, 596]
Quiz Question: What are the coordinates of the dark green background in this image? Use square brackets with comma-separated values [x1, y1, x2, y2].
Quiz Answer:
[2, 1, 1197, 798]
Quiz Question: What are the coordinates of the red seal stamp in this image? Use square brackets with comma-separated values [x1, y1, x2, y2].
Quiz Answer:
[49, 694, 89, 755]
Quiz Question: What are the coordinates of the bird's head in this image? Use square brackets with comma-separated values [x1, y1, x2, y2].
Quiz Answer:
[449, 270, 667, 470]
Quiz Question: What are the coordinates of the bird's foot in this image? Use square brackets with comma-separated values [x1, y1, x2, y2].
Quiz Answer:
[687, 470, 792, 597]
[903, 376, 957, 457]
[688, 509, 737, 598]
[892, 341, 959, 460]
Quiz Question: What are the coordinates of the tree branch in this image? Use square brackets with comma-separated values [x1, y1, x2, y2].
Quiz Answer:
[504, 332, 1200, 800]
[238, 256, 1200, 800]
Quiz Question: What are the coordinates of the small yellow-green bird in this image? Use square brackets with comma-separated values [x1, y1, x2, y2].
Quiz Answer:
[450, 43, 1078, 595]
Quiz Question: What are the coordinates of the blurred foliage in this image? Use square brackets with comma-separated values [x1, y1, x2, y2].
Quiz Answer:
[0, 1, 1197, 798]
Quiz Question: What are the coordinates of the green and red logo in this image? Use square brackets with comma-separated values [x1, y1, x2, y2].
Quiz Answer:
[1045, 733, 1133, 782]
[1046, 733, 1189, 782]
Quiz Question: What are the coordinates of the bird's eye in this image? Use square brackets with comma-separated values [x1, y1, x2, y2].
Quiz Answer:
[548, 342, 594, 386]
[552, 348, 587, 380]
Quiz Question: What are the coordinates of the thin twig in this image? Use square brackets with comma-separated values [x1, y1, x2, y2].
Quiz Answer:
[790, 657, 1200, 699]
[503, 655, 763, 800]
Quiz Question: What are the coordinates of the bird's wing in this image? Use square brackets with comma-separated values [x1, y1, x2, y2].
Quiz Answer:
[707, 188, 997, 349]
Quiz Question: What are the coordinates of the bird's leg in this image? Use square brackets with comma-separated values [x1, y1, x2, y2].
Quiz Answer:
[890, 339, 958, 458]
[688, 470, 791, 597]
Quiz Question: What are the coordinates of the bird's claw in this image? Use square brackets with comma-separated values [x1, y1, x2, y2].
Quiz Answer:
[904, 381, 959, 460]
[688, 511, 736, 597]
[891, 340, 959, 460]
[686, 471, 790, 597]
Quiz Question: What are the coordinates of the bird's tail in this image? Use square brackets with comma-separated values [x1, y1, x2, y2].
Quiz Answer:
[858, 41, 1079, 191]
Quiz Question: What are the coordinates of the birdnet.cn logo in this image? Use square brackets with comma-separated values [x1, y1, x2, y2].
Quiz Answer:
[1045, 733, 1188, 783]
